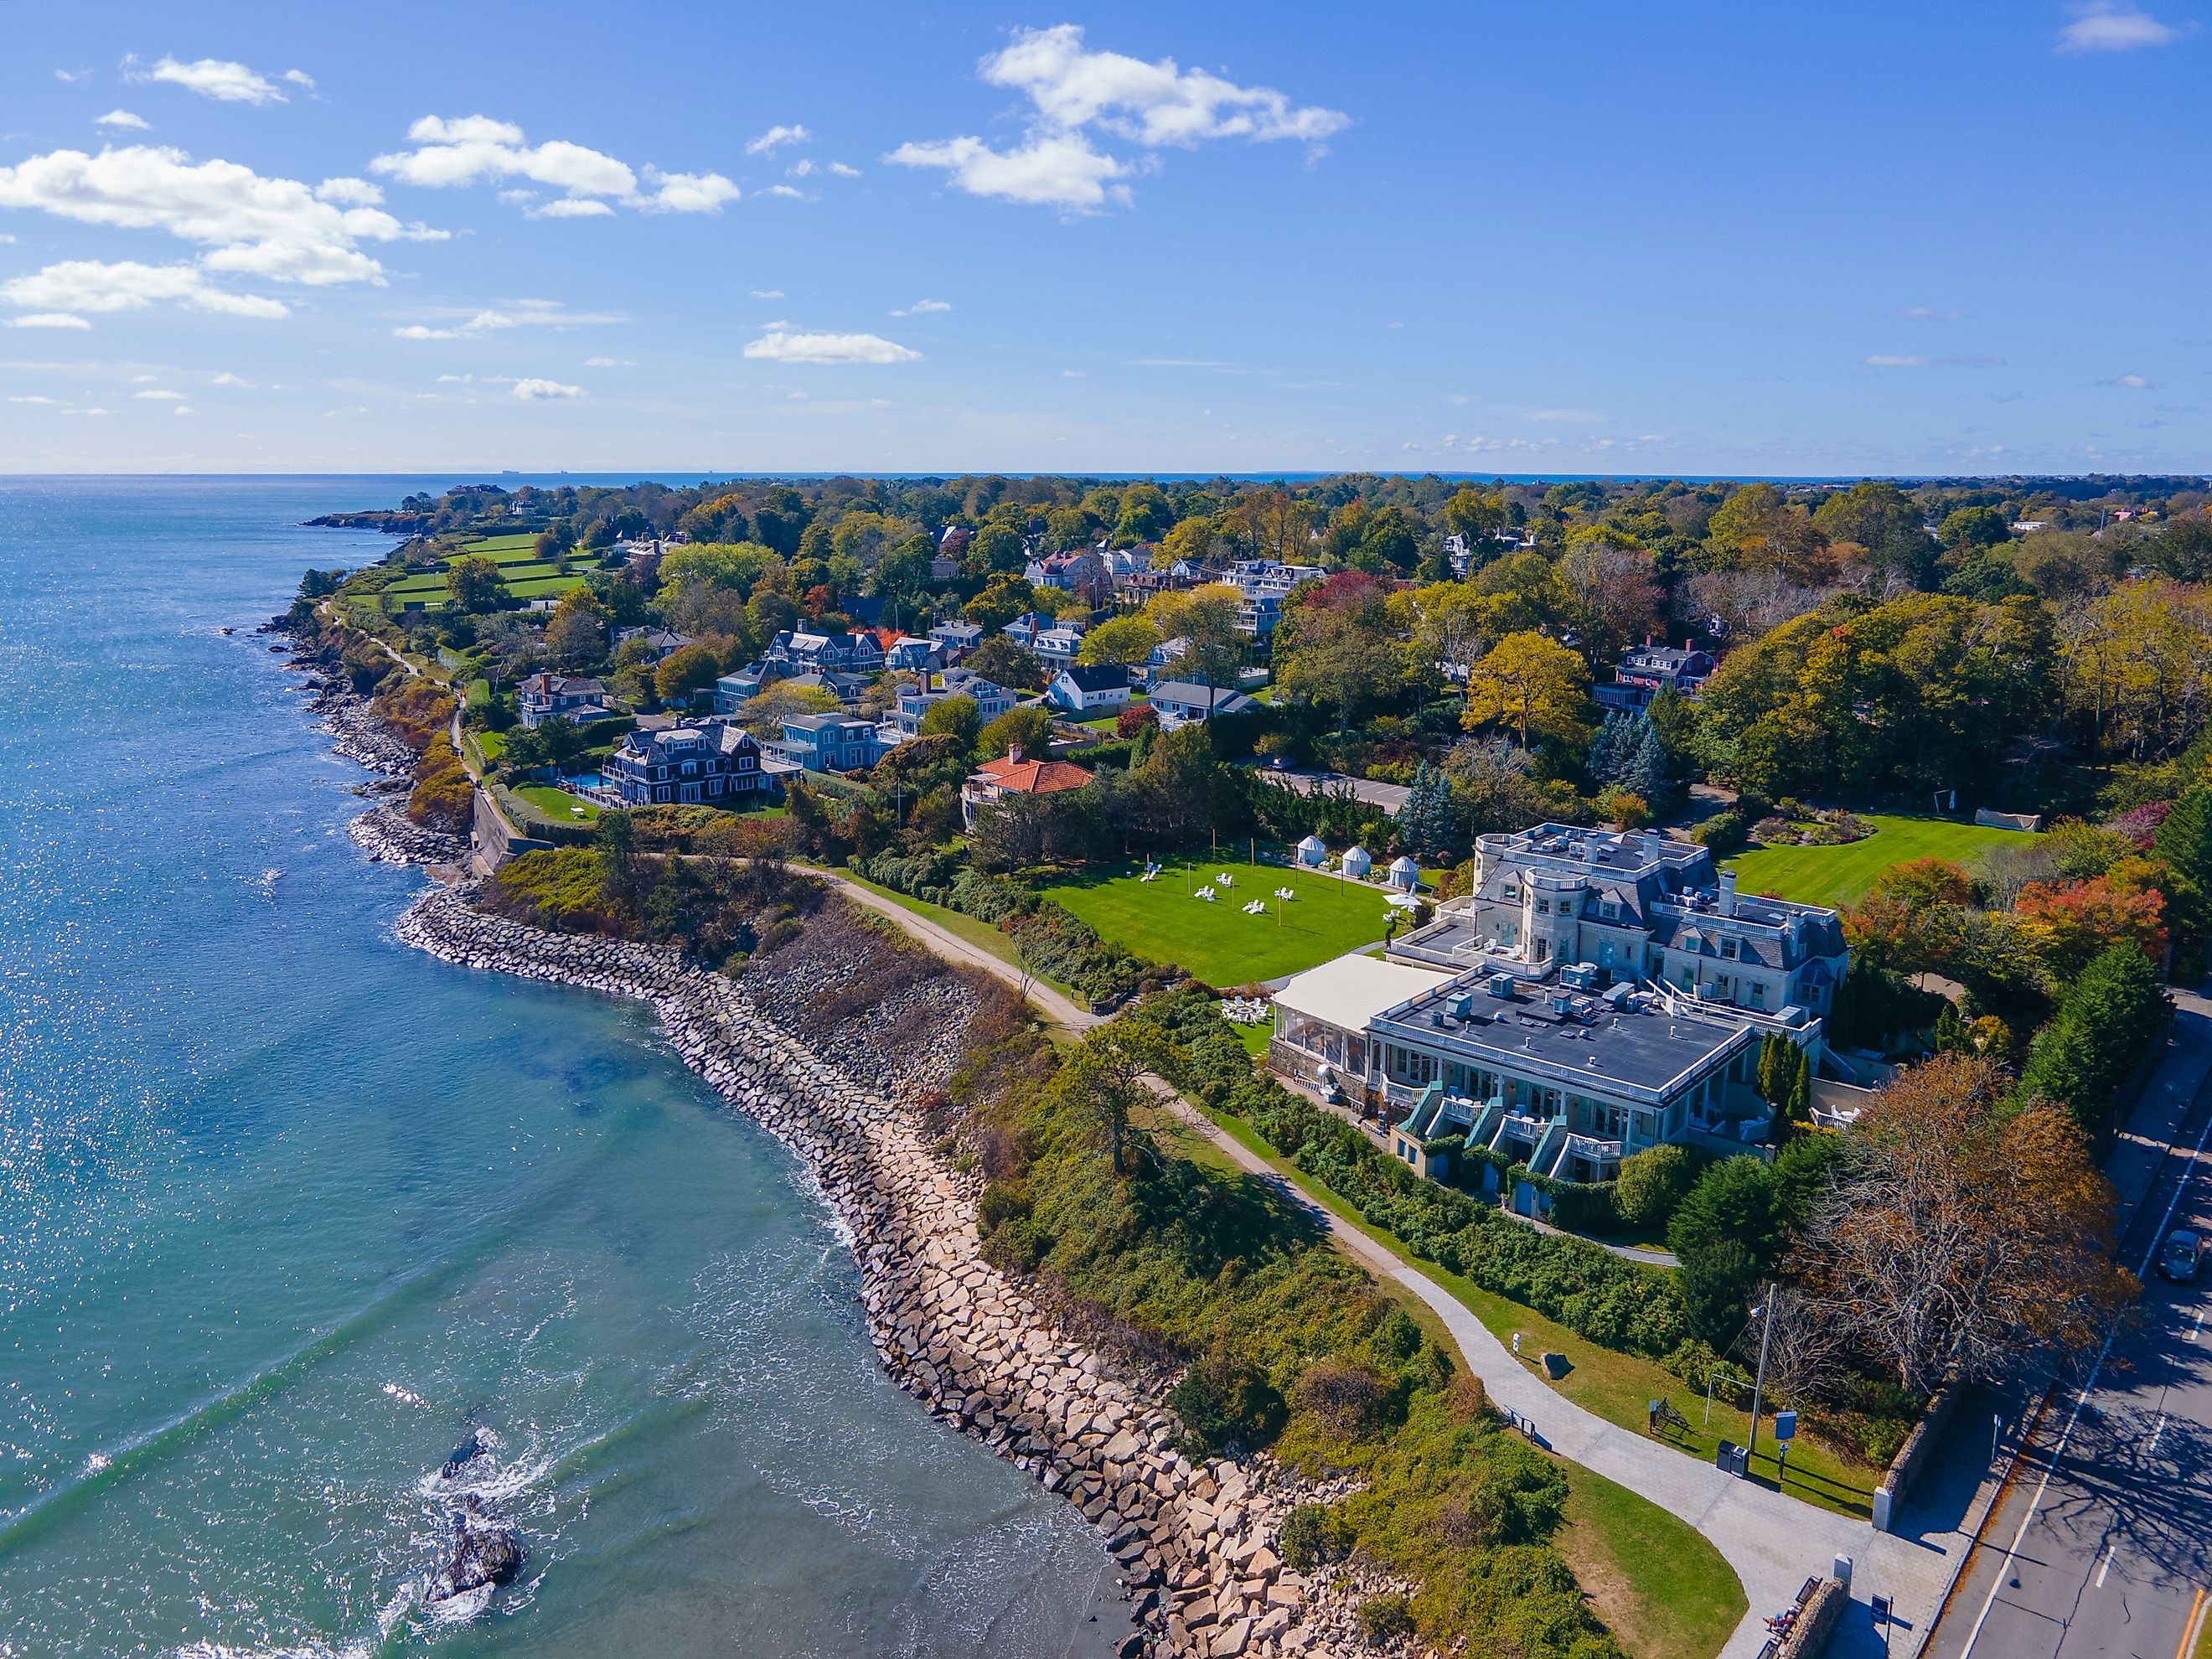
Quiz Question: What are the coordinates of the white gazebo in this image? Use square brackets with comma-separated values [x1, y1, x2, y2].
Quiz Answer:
[1340, 845, 1372, 880]
[1295, 835, 1327, 868]
[1387, 855, 1421, 892]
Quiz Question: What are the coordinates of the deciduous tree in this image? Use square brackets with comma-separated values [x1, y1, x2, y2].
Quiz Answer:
[1462, 631, 1590, 749]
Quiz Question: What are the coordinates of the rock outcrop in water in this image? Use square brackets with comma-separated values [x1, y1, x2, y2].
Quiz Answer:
[425, 1492, 523, 1605]
[395, 887, 1355, 1658]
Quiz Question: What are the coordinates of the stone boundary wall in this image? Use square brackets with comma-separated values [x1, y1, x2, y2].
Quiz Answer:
[395, 888, 1349, 1659]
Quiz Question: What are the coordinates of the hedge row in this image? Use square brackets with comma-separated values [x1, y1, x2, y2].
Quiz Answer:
[859, 845, 1153, 1007]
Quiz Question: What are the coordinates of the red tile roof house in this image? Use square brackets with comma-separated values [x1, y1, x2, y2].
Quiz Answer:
[960, 746, 1092, 829]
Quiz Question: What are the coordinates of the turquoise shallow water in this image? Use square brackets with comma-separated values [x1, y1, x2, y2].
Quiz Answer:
[0, 478, 1114, 1658]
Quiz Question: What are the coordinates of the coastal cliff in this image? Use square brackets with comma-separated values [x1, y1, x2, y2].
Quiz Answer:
[395, 888, 1362, 1659]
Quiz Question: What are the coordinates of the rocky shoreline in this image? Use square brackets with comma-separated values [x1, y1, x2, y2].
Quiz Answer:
[394, 888, 1352, 1659]
[348, 802, 467, 866]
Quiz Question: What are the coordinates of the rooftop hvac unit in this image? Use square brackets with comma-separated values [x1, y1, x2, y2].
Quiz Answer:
[1486, 974, 1517, 998]
[1445, 992, 1476, 1019]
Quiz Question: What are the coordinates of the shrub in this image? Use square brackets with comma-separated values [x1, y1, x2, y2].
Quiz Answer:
[1278, 1504, 1353, 1574]
[2015, 940, 2169, 1140]
[1292, 1357, 1393, 1439]
[1613, 1145, 1697, 1231]
[1168, 1353, 1286, 1457]
[1690, 811, 1745, 854]
[1357, 1595, 1414, 1646]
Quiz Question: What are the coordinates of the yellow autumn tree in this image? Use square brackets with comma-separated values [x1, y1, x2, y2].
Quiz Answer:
[1462, 630, 1591, 749]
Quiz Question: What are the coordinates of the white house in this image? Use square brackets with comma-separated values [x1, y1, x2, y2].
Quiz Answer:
[1047, 664, 1132, 715]
[1149, 680, 1255, 725]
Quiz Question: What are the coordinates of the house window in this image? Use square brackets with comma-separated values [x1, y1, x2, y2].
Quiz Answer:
[1720, 938, 1739, 960]
[1601, 899, 1619, 919]
[1750, 981, 1766, 1009]
[1536, 898, 1550, 915]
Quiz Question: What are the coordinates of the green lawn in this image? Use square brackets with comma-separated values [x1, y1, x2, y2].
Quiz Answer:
[824, 866, 1087, 1006]
[1194, 1106, 1881, 1518]
[1559, 1470, 1746, 1659]
[513, 784, 600, 824]
[1041, 851, 1397, 986]
[1724, 814, 2042, 909]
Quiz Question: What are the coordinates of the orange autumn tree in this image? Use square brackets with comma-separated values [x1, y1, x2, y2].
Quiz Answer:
[1788, 1053, 2135, 1396]
[2013, 862, 2168, 985]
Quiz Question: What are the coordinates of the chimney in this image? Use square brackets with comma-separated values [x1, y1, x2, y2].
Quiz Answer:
[1718, 870, 1738, 917]
[1008, 743, 1024, 765]
[1645, 633, 1654, 647]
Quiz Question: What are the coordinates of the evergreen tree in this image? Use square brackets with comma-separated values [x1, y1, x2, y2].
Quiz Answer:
[1756, 1033, 1791, 1103]
[1624, 715, 1670, 801]
[1392, 762, 1463, 861]
[1932, 1001, 1965, 1054]
[1786, 1049, 1811, 1120]
[1586, 711, 1630, 788]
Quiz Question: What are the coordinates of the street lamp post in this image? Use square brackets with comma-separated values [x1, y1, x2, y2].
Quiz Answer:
[1744, 1297, 1776, 1480]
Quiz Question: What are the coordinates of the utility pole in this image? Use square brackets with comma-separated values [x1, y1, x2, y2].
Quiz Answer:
[1744, 1295, 1775, 1480]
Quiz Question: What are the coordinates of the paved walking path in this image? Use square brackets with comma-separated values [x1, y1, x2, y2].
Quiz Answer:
[1156, 1089, 1970, 1659]
[805, 867, 1103, 1032]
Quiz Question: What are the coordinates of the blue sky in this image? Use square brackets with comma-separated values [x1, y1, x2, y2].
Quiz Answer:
[1, 1, 2205, 476]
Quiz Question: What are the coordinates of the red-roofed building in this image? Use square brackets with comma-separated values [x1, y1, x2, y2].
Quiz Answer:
[961, 745, 1092, 828]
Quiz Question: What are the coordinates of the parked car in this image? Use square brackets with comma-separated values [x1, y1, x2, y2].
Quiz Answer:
[2159, 1228, 2202, 1283]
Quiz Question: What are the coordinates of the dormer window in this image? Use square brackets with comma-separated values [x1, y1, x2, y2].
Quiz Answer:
[1720, 938, 1739, 960]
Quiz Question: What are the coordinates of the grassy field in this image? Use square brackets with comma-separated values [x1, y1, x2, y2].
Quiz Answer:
[1041, 851, 1398, 985]
[1194, 1106, 1882, 1518]
[824, 866, 1088, 1005]
[1558, 1471, 1747, 1659]
[1724, 814, 2042, 909]
[1145, 1106, 1746, 1659]
[512, 784, 599, 824]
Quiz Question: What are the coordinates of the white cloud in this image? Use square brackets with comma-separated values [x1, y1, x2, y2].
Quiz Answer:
[1062, 368, 1085, 378]
[134, 387, 187, 399]
[209, 370, 251, 385]
[513, 377, 583, 400]
[96, 110, 151, 131]
[282, 70, 315, 89]
[746, 124, 812, 156]
[748, 288, 784, 299]
[891, 24, 1346, 209]
[173, 403, 194, 415]
[890, 297, 951, 316]
[765, 184, 806, 199]
[1866, 354, 1929, 367]
[8, 394, 59, 402]
[390, 298, 624, 339]
[0, 258, 290, 324]
[2105, 372, 2157, 387]
[791, 158, 817, 177]
[889, 132, 1128, 209]
[2056, 3, 2186, 51]
[829, 162, 861, 178]
[531, 197, 617, 219]
[742, 328, 920, 364]
[638, 167, 740, 213]
[372, 115, 738, 214]
[137, 56, 288, 106]
[56, 68, 93, 83]
[0, 144, 440, 288]
[583, 356, 633, 366]
[314, 177, 384, 207]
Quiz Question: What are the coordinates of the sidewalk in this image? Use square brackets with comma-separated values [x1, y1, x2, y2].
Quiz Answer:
[1158, 1088, 1971, 1659]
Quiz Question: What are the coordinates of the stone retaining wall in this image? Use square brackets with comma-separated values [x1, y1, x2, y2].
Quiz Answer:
[349, 802, 468, 866]
[395, 888, 1349, 1659]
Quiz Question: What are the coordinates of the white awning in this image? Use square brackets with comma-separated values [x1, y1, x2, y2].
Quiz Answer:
[1274, 954, 1455, 1033]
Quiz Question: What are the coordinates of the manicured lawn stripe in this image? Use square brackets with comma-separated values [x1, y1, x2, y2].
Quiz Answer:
[1724, 814, 2042, 910]
[1042, 851, 1394, 986]
[512, 784, 600, 824]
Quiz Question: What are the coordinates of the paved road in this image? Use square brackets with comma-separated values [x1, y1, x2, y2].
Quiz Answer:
[1925, 991, 2212, 1659]
[1155, 1090, 1972, 1659]
[1244, 763, 1412, 814]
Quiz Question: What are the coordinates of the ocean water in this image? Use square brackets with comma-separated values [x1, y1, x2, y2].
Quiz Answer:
[0, 478, 1115, 1658]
